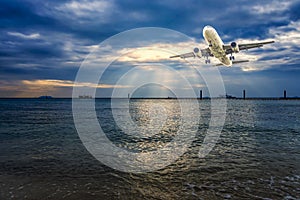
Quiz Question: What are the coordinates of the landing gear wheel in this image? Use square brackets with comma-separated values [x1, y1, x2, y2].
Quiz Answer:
[205, 59, 211, 64]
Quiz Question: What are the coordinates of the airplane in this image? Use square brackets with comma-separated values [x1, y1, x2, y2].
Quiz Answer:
[170, 25, 275, 66]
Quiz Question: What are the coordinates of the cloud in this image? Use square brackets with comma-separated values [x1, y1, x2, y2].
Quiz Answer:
[22, 79, 130, 89]
[116, 41, 198, 63]
[269, 21, 300, 46]
[7, 32, 40, 39]
[55, 0, 113, 20]
[250, 1, 293, 15]
[0, 79, 132, 97]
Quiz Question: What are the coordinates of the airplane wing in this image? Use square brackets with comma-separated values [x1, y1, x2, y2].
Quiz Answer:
[215, 60, 249, 66]
[169, 48, 212, 59]
[224, 41, 275, 55]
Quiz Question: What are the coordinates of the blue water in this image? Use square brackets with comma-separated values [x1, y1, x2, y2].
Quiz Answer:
[0, 99, 299, 199]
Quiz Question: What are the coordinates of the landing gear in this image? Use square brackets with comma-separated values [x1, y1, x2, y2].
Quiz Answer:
[229, 55, 235, 60]
[205, 59, 211, 64]
[205, 55, 211, 64]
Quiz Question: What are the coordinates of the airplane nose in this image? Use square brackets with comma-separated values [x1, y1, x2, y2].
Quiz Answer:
[203, 25, 213, 32]
[204, 25, 213, 29]
[203, 25, 214, 37]
[202, 26, 212, 38]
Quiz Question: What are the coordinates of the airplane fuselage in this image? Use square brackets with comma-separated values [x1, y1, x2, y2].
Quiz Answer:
[203, 26, 232, 66]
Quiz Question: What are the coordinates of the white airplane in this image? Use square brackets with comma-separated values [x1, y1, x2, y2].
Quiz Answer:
[170, 25, 275, 66]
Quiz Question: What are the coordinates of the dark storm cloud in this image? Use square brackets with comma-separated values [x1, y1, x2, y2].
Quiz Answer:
[287, 1, 300, 21]
[0, 0, 62, 31]
[2, 35, 64, 58]
[112, 0, 298, 39]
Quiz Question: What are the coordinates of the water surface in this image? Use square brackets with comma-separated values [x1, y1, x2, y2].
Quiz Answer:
[0, 99, 299, 199]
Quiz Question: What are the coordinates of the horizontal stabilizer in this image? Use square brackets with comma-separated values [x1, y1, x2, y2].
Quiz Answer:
[170, 52, 195, 59]
[232, 60, 249, 64]
[215, 60, 249, 66]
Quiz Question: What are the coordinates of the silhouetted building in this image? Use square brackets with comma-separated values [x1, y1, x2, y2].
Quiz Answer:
[284, 90, 287, 99]
[200, 90, 203, 99]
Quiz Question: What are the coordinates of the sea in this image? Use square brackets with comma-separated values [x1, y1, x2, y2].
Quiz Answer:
[0, 98, 299, 200]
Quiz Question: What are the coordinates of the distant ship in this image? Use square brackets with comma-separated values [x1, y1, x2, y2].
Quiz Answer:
[225, 94, 236, 99]
[78, 95, 93, 99]
[219, 94, 236, 99]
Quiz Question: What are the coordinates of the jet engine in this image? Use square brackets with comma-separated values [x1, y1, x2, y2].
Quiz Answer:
[193, 47, 202, 58]
[230, 42, 239, 53]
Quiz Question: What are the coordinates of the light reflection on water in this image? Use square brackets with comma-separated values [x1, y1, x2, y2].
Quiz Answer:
[0, 99, 299, 199]
[103, 99, 182, 152]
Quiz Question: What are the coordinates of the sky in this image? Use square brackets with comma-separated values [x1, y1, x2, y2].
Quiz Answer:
[1, 0, 300, 98]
